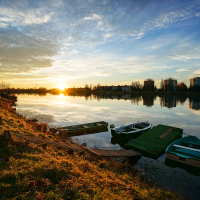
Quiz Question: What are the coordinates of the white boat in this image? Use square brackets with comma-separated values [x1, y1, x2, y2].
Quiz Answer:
[110, 121, 152, 139]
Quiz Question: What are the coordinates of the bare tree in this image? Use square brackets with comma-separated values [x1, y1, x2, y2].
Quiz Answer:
[0, 81, 11, 92]
[131, 81, 142, 91]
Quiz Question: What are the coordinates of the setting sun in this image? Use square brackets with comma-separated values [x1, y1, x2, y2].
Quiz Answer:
[58, 85, 66, 91]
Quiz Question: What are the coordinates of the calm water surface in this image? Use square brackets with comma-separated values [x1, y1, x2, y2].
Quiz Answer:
[16, 93, 200, 199]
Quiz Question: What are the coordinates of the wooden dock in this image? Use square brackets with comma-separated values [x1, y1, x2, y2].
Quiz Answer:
[85, 148, 142, 157]
[126, 124, 183, 158]
[3, 130, 84, 155]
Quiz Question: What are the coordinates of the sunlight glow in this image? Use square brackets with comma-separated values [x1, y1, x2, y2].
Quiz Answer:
[58, 84, 65, 91]
[59, 94, 64, 99]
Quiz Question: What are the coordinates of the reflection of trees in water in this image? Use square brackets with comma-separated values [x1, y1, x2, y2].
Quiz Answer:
[84, 95, 91, 101]
[176, 95, 188, 105]
[13, 92, 48, 97]
[67, 93, 190, 108]
[31, 92, 195, 109]
[130, 95, 143, 105]
[159, 95, 188, 108]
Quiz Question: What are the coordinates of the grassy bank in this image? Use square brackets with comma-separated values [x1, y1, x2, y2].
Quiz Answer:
[0, 98, 182, 199]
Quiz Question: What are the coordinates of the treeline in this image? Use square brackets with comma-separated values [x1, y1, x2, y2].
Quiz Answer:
[0, 87, 49, 94]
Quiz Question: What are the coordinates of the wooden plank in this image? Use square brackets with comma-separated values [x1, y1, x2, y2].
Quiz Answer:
[85, 149, 141, 157]
[10, 131, 81, 154]
[159, 128, 172, 139]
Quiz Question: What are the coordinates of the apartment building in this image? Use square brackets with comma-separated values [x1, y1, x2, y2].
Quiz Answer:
[190, 77, 200, 87]
[144, 78, 154, 91]
[164, 77, 177, 92]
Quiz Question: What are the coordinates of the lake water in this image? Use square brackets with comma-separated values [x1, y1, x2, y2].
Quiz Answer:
[15, 93, 200, 199]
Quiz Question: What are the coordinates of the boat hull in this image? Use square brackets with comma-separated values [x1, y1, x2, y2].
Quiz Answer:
[111, 129, 144, 140]
[57, 121, 109, 134]
[166, 152, 200, 168]
[165, 135, 200, 168]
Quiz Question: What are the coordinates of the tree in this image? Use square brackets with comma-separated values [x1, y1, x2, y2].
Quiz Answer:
[131, 81, 142, 91]
[177, 82, 188, 92]
[0, 81, 11, 93]
[96, 83, 101, 91]
[85, 84, 89, 89]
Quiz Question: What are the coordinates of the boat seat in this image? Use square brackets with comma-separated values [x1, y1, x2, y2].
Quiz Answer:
[181, 141, 200, 149]
[96, 123, 101, 126]
[173, 144, 200, 153]
[123, 128, 139, 133]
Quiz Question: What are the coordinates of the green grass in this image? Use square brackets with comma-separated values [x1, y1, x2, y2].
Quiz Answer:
[0, 98, 182, 200]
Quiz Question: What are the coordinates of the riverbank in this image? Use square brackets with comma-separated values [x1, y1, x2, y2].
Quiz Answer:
[1, 88, 200, 96]
[0, 98, 183, 199]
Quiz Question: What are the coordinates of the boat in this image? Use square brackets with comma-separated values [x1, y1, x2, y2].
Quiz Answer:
[57, 121, 109, 134]
[110, 121, 152, 140]
[166, 135, 200, 168]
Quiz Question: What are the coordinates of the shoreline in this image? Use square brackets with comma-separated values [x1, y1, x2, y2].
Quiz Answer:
[1, 88, 200, 96]
[0, 97, 183, 199]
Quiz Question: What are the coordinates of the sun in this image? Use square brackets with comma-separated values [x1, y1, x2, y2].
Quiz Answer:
[58, 84, 66, 91]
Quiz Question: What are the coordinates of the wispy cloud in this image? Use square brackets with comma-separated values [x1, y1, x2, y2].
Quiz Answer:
[176, 68, 190, 72]
[0, 0, 200, 87]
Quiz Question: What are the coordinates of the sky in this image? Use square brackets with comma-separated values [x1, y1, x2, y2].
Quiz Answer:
[0, 0, 200, 89]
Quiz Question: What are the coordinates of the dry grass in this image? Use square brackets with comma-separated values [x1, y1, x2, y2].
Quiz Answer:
[0, 98, 182, 199]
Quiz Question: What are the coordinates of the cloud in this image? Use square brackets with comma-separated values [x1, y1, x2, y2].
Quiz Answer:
[0, 0, 200, 87]
[175, 112, 187, 116]
[195, 12, 200, 17]
[84, 14, 102, 20]
[0, 28, 57, 74]
[0, 6, 53, 26]
[176, 68, 190, 72]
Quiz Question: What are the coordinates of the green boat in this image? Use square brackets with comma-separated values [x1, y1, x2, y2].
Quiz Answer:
[166, 135, 200, 168]
[57, 121, 109, 134]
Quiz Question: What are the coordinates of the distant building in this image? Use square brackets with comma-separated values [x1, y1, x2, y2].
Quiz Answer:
[111, 85, 121, 91]
[121, 85, 131, 92]
[99, 85, 131, 92]
[164, 77, 177, 92]
[190, 77, 200, 87]
[144, 78, 154, 91]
